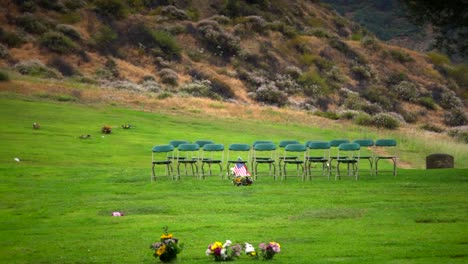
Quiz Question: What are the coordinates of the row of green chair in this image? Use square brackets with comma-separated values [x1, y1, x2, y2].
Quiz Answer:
[151, 139, 397, 182]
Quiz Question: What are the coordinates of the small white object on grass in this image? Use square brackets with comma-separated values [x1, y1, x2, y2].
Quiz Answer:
[14, 158, 20, 162]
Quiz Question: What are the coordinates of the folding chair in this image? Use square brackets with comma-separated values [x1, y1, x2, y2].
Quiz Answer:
[226, 143, 251, 179]
[176, 143, 200, 179]
[195, 140, 215, 161]
[251, 140, 274, 172]
[335, 143, 360, 180]
[278, 140, 300, 167]
[306, 141, 331, 180]
[353, 139, 375, 176]
[281, 143, 307, 181]
[329, 139, 350, 174]
[169, 140, 190, 160]
[252, 143, 277, 180]
[200, 143, 224, 179]
[374, 139, 397, 176]
[151, 144, 174, 181]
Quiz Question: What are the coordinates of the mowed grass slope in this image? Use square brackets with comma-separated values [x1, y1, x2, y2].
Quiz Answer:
[0, 96, 467, 263]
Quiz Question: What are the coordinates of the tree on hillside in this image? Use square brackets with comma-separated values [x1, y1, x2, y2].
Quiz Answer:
[398, 0, 467, 60]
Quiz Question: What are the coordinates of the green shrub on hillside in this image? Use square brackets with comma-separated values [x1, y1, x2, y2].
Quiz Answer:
[196, 19, 241, 58]
[361, 36, 380, 50]
[314, 111, 340, 120]
[339, 110, 359, 120]
[353, 112, 373, 126]
[159, 68, 178, 85]
[15, 13, 50, 34]
[94, 0, 129, 20]
[426, 51, 450, 66]
[14, 60, 61, 79]
[150, 31, 181, 60]
[447, 127, 468, 144]
[308, 28, 331, 38]
[389, 49, 414, 63]
[392, 81, 419, 102]
[0, 28, 26, 48]
[269, 21, 298, 38]
[386, 71, 407, 85]
[252, 82, 288, 106]
[402, 111, 418, 123]
[0, 70, 10, 81]
[420, 123, 444, 133]
[361, 103, 383, 115]
[38, 0, 66, 12]
[40, 31, 76, 54]
[47, 57, 77, 76]
[90, 25, 118, 55]
[0, 44, 10, 59]
[275, 74, 300, 94]
[56, 24, 82, 40]
[299, 70, 329, 96]
[351, 62, 374, 81]
[417, 96, 437, 110]
[361, 86, 395, 111]
[439, 90, 463, 110]
[444, 109, 467, 127]
[181, 80, 222, 100]
[372, 113, 400, 129]
[160, 5, 189, 20]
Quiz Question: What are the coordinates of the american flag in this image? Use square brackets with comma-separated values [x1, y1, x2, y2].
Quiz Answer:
[233, 159, 250, 176]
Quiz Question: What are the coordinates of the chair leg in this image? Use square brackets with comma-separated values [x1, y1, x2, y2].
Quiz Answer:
[151, 164, 156, 182]
[335, 162, 341, 180]
[218, 163, 223, 179]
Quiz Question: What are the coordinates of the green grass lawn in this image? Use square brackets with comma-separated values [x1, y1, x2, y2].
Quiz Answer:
[0, 96, 467, 263]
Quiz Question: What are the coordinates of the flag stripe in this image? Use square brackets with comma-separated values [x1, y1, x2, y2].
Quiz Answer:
[233, 163, 250, 176]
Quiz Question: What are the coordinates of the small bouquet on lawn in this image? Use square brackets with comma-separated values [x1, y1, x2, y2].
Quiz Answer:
[244, 242, 257, 259]
[150, 227, 183, 263]
[258, 242, 281, 260]
[231, 158, 253, 186]
[206, 240, 242, 261]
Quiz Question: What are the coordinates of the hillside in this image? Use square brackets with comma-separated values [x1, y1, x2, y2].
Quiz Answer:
[0, 0, 466, 135]
[321, 0, 432, 51]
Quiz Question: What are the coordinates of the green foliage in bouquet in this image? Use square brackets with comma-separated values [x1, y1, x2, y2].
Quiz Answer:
[150, 227, 183, 263]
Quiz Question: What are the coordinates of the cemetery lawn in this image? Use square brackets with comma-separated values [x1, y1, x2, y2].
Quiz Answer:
[0, 96, 467, 263]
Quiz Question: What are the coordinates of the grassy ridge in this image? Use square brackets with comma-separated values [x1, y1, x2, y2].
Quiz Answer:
[0, 96, 467, 263]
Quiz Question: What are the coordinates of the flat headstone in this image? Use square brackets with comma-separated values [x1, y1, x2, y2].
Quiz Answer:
[426, 153, 454, 169]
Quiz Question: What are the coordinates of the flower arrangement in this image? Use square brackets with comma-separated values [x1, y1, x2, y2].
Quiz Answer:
[244, 242, 257, 258]
[232, 175, 253, 186]
[150, 227, 183, 263]
[206, 240, 242, 261]
[101, 125, 112, 134]
[258, 242, 280, 260]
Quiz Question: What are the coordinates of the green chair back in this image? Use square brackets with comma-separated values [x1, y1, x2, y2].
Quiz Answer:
[285, 143, 307, 152]
[229, 143, 251, 151]
[152, 144, 174, 153]
[375, 139, 397, 147]
[178, 143, 200, 151]
[330, 139, 350, 147]
[353, 139, 374, 147]
[169, 140, 190, 148]
[195, 140, 215, 147]
[254, 143, 277, 151]
[203, 143, 224, 152]
[279, 140, 300, 148]
[339, 143, 360, 151]
[252, 140, 273, 147]
[308, 141, 331, 149]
